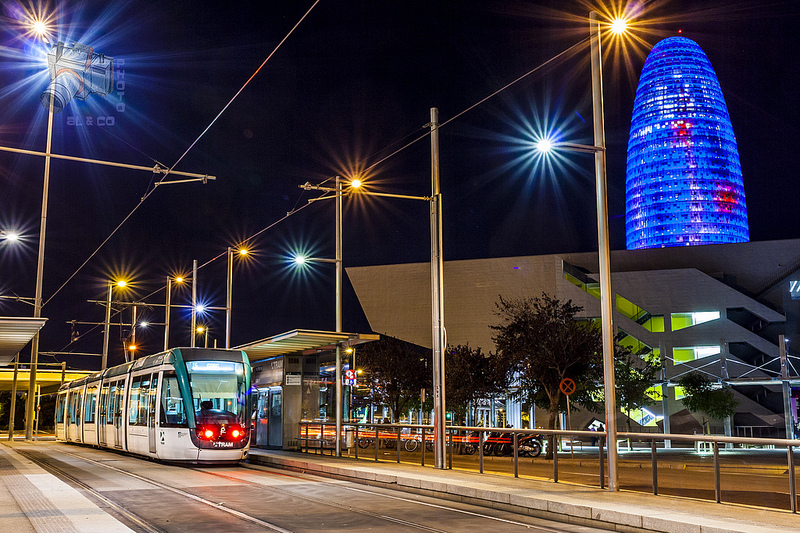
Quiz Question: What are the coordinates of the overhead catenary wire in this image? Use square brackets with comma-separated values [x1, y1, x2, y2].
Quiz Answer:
[41, 0, 322, 309]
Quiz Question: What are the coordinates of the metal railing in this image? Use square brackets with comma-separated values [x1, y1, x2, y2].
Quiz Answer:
[297, 421, 799, 512]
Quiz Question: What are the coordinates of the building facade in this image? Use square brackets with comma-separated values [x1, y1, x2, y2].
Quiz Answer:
[626, 37, 749, 250]
[348, 240, 800, 437]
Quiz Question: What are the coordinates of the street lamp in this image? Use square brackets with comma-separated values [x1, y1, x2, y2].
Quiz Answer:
[226, 246, 249, 349]
[296, 175, 346, 456]
[531, 12, 625, 491]
[164, 276, 184, 351]
[196, 325, 209, 348]
[102, 280, 128, 370]
[25, 35, 114, 441]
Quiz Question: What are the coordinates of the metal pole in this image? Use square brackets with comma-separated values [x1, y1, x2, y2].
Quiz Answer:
[34, 384, 41, 440]
[430, 107, 447, 469]
[8, 355, 19, 440]
[780, 335, 793, 439]
[26, 91, 55, 441]
[590, 10, 619, 491]
[190, 260, 197, 347]
[335, 175, 343, 457]
[131, 304, 137, 347]
[102, 281, 112, 369]
[164, 277, 172, 351]
[226, 247, 233, 349]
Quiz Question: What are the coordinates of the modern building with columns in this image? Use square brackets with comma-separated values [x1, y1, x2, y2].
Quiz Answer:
[347, 238, 800, 437]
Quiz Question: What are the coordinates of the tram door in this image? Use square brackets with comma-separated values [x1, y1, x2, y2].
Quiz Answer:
[148, 374, 159, 454]
[113, 380, 125, 448]
[98, 384, 109, 446]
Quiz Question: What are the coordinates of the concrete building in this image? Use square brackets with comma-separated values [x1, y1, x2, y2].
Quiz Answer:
[347, 239, 800, 437]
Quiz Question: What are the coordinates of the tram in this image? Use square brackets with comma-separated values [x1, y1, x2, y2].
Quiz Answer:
[55, 348, 251, 463]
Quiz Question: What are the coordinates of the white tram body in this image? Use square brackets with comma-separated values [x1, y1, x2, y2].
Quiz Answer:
[55, 348, 251, 463]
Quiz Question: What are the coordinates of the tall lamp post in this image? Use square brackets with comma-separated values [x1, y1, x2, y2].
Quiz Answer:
[25, 38, 115, 440]
[590, 10, 619, 491]
[164, 276, 184, 350]
[102, 280, 128, 370]
[226, 247, 248, 349]
[534, 13, 622, 490]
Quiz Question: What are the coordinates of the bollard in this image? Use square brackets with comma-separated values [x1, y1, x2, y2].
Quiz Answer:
[354, 425, 359, 460]
[713, 441, 721, 503]
[651, 438, 658, 495]
[513, 432, 519, 478]
[788, 445, 796, 513]
[553, 438, 559, 483]
[479, 431, 484, 474]
[599, 436, 605, 489]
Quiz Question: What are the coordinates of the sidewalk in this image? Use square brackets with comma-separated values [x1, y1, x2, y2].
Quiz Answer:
[0, 439, 135, 532]
[247, 448, 800, 533]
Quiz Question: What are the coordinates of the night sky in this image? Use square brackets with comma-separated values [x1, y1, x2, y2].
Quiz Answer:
[0, 0, 798, 370]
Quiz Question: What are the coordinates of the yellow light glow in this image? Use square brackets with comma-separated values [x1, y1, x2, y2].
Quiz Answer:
[196, 326, 205, 333]
[128, 344, 137, 351]
[350, 179, 362, 189]
[238, 248, 248, 256]
[32, 20, 48, 35]
[356, 369, 363, 375]
[174, 276, 184, 283]
[116, 280, 127, 288]
[610, 18, 628, 35]
[345, 347, 353, 354]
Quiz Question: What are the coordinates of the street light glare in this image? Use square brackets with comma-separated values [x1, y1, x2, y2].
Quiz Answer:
[293, 255, 307, 265]
[238, 248, 248, 256]
[116, 280, 127, 288]
[610, 18, 628, 35]
[2, 231, 20, 242]
[350, 179, 362, 189]
[32, 20, 48, 36]
[140, 321, 149, 328]
[196, 304, 206, 313]
[536, 139, 553, 153]
[174, 276, 184, 283]
[128, 344, 137, 351]
[196, 326, 205, 333]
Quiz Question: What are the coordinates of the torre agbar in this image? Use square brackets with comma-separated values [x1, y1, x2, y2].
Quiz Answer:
[625, 36, 749, 250]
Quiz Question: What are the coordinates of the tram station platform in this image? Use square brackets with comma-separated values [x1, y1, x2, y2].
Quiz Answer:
[0, 438, 134, 532]
[247, 448, 799, 533]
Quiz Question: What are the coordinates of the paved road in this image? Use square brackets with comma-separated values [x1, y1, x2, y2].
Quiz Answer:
[11, 441, 611, 533]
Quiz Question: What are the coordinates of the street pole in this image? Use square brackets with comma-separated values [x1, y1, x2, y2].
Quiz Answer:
[429, 107, 447, 469]
[25, 91, 55, 441]
[335, 175, 343, 457]
[102, 281, 112, 369]
[191, 260, 197, 348]
[226, 247, 233, 349]
[8, 354, 19, 440]
[780, 335, 793, 439]
[590, 10, 619, 491]
[164, 277, 172, 351]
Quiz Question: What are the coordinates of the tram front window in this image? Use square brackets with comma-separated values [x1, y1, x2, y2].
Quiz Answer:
[186, 360, 247, 426]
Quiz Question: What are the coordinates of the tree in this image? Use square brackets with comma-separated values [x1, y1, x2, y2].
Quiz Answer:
[355, 336, 430, 422]
[445, 344, 508, 425]
[676, 371, 738, 433]
[613, 336, 661, 445]
[491, 293, 602, 458]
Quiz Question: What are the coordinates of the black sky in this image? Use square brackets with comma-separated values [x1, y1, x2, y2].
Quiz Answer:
[0, 0, 798, 369]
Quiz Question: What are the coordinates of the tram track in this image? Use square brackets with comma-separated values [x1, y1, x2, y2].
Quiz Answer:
[20, 444, 602, 532]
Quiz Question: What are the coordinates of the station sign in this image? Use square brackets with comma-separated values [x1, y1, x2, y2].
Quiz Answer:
[344, 369, 357, 386]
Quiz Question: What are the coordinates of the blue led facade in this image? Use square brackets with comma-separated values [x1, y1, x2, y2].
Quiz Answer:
[625, 37, 748, 250]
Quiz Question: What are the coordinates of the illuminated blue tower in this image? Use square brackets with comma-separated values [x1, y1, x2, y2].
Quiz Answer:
[625, 37, 748, 250]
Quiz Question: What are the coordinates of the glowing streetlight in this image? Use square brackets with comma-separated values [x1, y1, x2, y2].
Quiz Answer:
[535, 139, 553, 153]
[196, 325, 209, 348]
[101, 279, 129, 370]
[226, 245, 250, 348]
[164, 275, 185, 350]
[350, 179, 362, 189]
[610, 18, 628, 36]
[1, 230, 20, 243]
